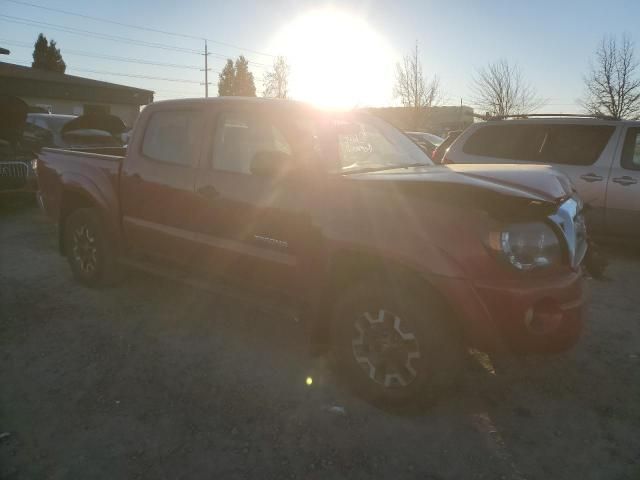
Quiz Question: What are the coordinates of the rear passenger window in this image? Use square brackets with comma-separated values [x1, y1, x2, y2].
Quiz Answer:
[142, 110, 202, 165]
[463, 125, 547, 161]
[540, 125, 615, 166]
[463, 124, 615, 166]
[621, 128, 640, 171]
[211, 111, 292, 174]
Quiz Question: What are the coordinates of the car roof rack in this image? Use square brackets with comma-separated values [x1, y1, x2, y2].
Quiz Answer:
[485, 113, 617, 121]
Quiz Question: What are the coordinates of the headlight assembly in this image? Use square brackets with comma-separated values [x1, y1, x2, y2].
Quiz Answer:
[488, 222, 562, 271]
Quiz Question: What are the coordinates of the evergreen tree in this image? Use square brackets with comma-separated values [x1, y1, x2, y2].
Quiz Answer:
[32, 34, 49, 70]
[46, 40, 66, 73]
[31, 33, 66, 73]
[233, 55, 256, 97]
[218, 59, 235, 96]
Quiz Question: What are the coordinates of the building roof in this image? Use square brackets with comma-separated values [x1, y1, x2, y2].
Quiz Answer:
[0, 62, 153, 106]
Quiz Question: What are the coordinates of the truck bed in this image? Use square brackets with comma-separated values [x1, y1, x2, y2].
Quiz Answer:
[37, 147, 125, 226]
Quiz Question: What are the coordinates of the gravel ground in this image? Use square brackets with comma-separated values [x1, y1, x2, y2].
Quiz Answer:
[1, 202, 639, 480]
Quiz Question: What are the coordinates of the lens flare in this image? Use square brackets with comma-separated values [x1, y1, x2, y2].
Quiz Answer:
[269, 7, 396, 109]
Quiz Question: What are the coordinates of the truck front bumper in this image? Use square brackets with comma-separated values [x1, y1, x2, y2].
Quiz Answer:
[436, 270, 586, 354]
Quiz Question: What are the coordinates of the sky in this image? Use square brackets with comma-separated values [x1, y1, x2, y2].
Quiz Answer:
[1, 0, 639, 112]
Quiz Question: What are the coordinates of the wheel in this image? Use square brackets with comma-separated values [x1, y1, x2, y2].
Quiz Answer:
[330, 275, 463, 406]
[64, 208, 120, 287]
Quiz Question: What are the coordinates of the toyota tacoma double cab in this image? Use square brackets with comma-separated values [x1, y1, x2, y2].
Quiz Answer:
[37, 98, 587, 404]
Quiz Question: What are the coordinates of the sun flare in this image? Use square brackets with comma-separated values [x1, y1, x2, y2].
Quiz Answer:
[269, 8, 395, 109]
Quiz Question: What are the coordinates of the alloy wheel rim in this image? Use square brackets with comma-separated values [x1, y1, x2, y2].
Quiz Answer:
[351, 309, 421, 388]
[72, 224, 98, 274]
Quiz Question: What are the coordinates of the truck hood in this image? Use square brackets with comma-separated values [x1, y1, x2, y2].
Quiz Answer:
[350, 163, 573, 203]
[347, 163, 574, 219]
[444, 163, 574, 202]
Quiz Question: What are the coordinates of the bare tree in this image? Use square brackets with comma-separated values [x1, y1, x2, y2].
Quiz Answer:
[581, 34, 640, 119]
[262, 56, 289, 99]
[471, 59, 543, 117]
[394, 43, 442, 127]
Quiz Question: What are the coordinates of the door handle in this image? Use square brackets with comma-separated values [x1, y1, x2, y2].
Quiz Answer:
[612, 175, 638, 186]
[197, 185, 219, 200]
[580, 173, 603, 183]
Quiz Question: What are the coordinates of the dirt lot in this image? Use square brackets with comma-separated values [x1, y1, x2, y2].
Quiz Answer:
[1, 202, 639, 480]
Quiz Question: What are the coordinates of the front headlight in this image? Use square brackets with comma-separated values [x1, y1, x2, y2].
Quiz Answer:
[488, 222, 562, 271]
[31, 158, 38, 174]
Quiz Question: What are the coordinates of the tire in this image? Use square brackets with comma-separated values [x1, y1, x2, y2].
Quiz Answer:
[330, 275, 463, 406]
[64, 208, 120, 287]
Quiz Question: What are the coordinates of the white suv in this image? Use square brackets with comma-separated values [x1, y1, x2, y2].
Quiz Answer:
[444, 116, 640, 240]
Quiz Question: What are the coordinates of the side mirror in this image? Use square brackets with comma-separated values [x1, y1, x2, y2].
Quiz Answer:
[250, 150, 292, 177]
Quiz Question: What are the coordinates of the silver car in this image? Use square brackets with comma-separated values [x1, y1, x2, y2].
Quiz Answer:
[443, 116, 640, 240]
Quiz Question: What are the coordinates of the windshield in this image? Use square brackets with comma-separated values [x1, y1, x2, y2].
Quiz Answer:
[408, 131, 444, 147]
[27, 115, 77, 134]
[421, 132, 444, 146]
[333, 115, 433, 173]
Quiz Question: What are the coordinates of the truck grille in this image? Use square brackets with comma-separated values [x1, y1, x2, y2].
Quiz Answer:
[0, 162, 29, 190]
[549, 197, 588, 268]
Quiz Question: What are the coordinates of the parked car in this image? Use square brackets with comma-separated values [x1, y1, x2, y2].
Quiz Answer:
[405, 131, 443, 158]
[0, 95, 37, 196]
[443, 116, 640, 240]
[37, 98, 587, 404]
[23, 113, 126, 151]
[432, 130, 462, 164]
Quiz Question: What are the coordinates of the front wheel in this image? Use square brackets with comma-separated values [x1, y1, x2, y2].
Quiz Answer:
[64, 208, 120, 287]
[331, 276, 463, 406]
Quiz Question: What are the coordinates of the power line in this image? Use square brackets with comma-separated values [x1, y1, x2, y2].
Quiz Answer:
[0, 39, 204, 70]
[0, 15, 203, 54]
[10, 58, 206, 83]
[1, 0, 277, 58]
[0, 15, 270, 69]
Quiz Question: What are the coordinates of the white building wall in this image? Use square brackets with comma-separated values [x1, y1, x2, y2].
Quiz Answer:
[20, 96, 141, 127]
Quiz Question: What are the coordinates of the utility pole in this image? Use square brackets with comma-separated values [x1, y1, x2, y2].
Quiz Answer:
[201, 40, 211, 98]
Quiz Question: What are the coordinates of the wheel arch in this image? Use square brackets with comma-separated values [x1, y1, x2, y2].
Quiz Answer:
[308, 247, 461, 353]
[57, 182, 120, 257]
[58, 188, 99, 255]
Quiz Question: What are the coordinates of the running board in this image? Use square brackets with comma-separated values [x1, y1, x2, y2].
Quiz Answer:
[119, 257, 300, 319]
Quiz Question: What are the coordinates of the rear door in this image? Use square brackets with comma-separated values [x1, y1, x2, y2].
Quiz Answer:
[537, 124, 619, 235]
[604, 126, 640, 238]
[120, 107, 204, 266]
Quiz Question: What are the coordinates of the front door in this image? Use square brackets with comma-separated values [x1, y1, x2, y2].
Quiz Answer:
[191, 107, 315, 296]
[120, 107, 205, 266]
[604, 126, 640, 239]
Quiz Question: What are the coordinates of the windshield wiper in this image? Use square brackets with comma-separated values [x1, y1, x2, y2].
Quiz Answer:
[341, 163, 432, 175]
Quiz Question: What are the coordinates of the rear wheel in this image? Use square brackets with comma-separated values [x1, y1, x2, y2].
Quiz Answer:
[331, 276, 463, 406]
[64, 208, 120, 287]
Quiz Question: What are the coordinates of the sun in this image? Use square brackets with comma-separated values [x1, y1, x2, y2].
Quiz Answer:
[269, 8, 396, 109]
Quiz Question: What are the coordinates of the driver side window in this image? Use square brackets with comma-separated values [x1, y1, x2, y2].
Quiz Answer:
[211, 111, 292, 174]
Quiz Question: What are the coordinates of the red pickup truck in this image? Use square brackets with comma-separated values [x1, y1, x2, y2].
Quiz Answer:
[37, 98, 587, 404]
